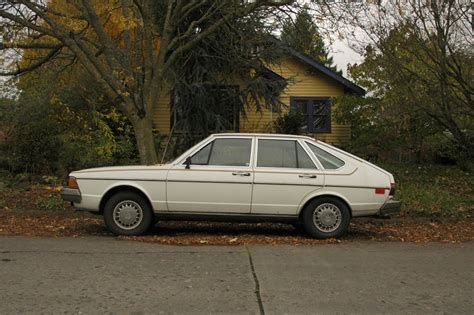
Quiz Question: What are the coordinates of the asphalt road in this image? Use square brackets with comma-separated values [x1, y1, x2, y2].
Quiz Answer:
[0, 236, 472, 314]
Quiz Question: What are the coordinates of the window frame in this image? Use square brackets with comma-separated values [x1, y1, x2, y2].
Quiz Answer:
[181, 136, 255, 169]
[290, 96, 332, 133]
[254, 137, 318, 170]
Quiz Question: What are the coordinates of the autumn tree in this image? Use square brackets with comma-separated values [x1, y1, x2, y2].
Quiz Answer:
[338, 0, 473, 159]
[0, 0, 295, 164]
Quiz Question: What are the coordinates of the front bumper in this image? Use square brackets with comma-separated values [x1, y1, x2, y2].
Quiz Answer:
[379, 199, 401, 216]
[60, 188, 82, 203]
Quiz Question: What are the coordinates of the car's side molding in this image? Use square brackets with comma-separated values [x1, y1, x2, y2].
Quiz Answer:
[325, 185, 391, 190]
[80, 177, 324, 187]
[254, 182, 323, 187]
[167, 180, 251, 185]
[77, 178, 166, 182]
[154, 211, 299, 223]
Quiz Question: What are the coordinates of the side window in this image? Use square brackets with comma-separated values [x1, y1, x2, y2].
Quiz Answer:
[296, 143, 317, 169]
[190, 138, 252, 166]
[190, 142, 212, 165]
[307, 143, 345, 169]
[257, 139, 316, 169]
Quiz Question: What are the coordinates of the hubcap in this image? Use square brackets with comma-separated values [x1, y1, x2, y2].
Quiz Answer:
[312, 203, 342, 233]
[112, 200, 143, 230]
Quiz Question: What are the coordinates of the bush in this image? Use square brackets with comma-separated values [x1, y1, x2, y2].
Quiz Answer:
[2, 99, 61, 174]
[274, 111, 304, 134]
[35, 193, 67, 211]
[0, 93, 139, 177]
[383, 163, 473, 218]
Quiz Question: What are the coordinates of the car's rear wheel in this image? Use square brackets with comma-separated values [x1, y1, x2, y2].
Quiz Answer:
[302, 197, 350, 239]
[103, 191, 153, 236]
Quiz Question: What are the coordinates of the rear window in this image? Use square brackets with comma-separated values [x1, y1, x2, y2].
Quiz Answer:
[307, 143, 345, 169]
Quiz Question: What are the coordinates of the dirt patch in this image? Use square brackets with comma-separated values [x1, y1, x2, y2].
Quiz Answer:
[0, 210, 472, 245]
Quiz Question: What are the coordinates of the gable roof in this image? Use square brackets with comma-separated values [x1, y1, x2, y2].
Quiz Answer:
[286, 47, 366, 96]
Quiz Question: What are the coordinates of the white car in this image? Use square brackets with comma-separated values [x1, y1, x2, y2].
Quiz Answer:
[61, 133, 400, 238]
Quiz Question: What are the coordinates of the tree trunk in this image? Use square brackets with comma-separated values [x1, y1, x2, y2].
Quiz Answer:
[132, 116, 158, 165]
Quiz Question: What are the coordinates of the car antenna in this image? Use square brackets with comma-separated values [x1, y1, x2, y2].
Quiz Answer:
[160, 123, 175, 164]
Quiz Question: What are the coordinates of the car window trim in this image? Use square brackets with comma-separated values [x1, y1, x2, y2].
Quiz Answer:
[304, 140, 346, 170]
[295, 140, 319, 170]
[205, 140, 215, 165]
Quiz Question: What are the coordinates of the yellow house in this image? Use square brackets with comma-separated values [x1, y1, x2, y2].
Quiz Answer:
[153, 49, 365, 146]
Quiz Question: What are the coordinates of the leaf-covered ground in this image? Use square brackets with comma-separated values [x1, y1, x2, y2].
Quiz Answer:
[0, 210, 472, 245]
[0, 166, 473, 245]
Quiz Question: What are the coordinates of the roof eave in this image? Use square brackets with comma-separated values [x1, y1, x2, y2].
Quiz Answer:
[288, 48, 366, 97]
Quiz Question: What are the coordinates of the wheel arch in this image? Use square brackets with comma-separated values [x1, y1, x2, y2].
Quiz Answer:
[298, 192, 353, 220]
[99, 184, 153, 214]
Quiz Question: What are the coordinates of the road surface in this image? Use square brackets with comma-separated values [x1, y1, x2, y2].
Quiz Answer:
[0, 236, 472, 314]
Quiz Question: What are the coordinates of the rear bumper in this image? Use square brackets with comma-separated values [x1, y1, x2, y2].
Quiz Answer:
[379, 199, 401, 216]
[60, 188, 82, 203]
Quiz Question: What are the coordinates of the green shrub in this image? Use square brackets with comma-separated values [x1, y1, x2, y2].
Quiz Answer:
[3, 101, 61, 174]
[383, 163, 474, 218]
[274, 111, 305, 134]
[35, 193, 67, 211]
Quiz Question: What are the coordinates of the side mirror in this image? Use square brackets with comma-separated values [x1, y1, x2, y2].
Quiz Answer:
[185, 156, 192, 169]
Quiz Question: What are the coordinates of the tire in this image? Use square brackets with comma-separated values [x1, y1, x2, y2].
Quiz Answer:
[302, 197, 351, 239]
[103, 191, 153, 236]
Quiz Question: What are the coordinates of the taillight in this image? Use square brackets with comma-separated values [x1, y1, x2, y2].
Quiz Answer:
[67, 176, 79, 189]
[389, 183, 396, 196]
[375, 188, 386, 194]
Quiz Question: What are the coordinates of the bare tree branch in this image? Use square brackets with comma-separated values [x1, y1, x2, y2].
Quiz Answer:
[0, 45, 62, 76]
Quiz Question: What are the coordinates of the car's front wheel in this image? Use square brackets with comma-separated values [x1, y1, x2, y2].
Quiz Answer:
[103, 191, 153, 236]
[302, 197, 351, 239]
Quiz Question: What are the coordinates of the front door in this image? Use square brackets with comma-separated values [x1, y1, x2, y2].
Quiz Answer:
[251, 138, 324, 215]
[166, 137, 254, 213]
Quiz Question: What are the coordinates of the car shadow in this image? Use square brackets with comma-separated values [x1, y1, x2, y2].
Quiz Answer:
[141, 220, 380, 241]
[148, 221, 304, 237]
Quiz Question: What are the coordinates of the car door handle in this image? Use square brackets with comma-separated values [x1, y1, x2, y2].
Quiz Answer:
[232, 172, 251, 176]
[299, 174, 317, 178]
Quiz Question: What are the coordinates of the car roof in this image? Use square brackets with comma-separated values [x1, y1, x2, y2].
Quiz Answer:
[211, 133, 315, 141]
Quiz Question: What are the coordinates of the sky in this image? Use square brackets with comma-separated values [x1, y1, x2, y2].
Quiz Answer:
[330, 39, 364, 77]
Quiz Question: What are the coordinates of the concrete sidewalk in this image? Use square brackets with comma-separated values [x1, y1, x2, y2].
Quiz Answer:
[0, 236, 472, 314]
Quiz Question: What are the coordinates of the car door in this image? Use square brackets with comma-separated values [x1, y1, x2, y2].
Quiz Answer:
[166, 136, 254, 213]
[251, 137, 324, 215]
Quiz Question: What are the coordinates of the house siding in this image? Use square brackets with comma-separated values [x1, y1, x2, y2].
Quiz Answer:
[152, 57, 351, 145]
[153, 92, 171, 136]
[240, 58, 351, 145]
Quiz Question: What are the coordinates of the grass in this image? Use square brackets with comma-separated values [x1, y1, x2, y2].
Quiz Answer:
[383, 164, 474, 218]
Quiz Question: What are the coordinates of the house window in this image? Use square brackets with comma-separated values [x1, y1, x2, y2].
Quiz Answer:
[290, 97, 331, 133]
[170, 85, 241, 133]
